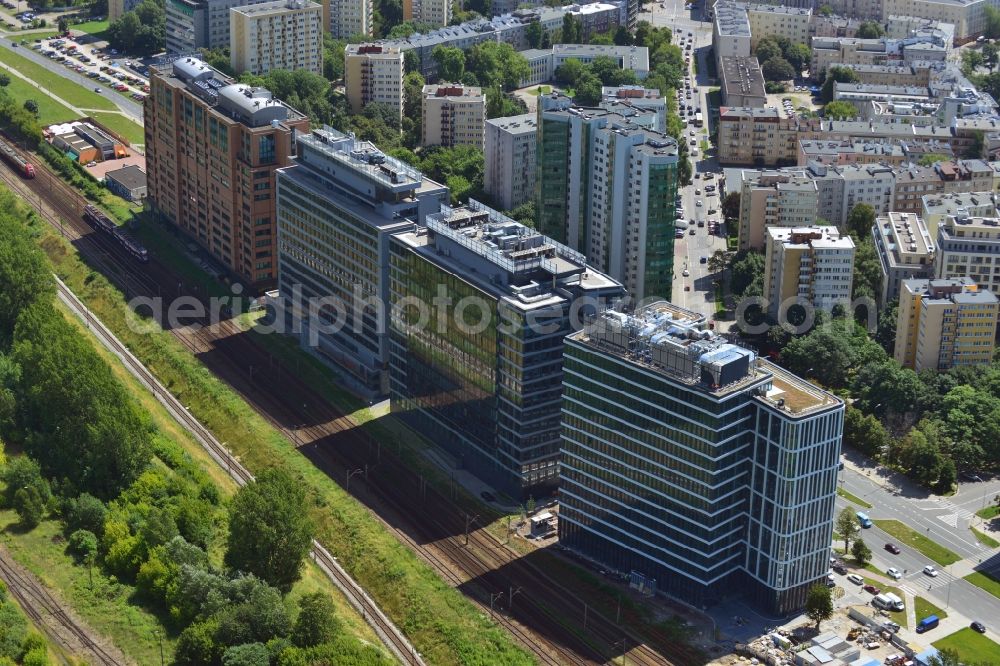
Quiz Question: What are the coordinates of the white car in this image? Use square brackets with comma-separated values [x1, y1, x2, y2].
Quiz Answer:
[696, 199, 703, 207]
[923, 565, 938, 577]
[887, 567, 902, 580]
[682, 269, 690, 277]
[847, 573, 864, 585]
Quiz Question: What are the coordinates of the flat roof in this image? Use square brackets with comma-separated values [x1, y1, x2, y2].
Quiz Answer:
[105, 164, 146, 189]
[714, 1, 750, 36]
[876, 211, 934, 260]
[230, 0, 320, 17]
[486, 113, 536, 133]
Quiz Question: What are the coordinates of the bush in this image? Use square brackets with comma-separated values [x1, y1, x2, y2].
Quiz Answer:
[13, 486, 45, 528]
[292, 593, 341, 648]
[175, 619, 223, 666]
[1, 456, 50, 509]
[67, 529, 98, 563]
[66, 493, 107, 536]
[222, 643, 270, 666]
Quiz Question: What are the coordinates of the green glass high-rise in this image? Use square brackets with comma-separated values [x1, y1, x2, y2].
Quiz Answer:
[537, 93, 679, 303]
[388, 201, 624, 498]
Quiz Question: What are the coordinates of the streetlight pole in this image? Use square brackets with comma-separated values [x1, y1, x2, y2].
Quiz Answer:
[464, 513, 479, 546]
[614, 638, 629, 666]
[153, 630, 164, 666]
[346, 467, 364, 493]
[489, 591, 503, 617]
[508, 586, 522, 613]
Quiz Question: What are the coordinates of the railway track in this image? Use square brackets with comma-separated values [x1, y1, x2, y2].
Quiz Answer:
[2, 143, 700, 666]
[0, 553, 124, 666]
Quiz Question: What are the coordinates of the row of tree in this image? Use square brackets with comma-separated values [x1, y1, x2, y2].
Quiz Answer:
[0, 190, 381, 665]
[753, 35, 811, 82]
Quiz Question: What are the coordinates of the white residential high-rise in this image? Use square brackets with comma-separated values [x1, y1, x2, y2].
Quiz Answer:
[324, 0, 372, 38]
[536, 93, 679, 302]
[764, 226, 856, 320]
[344, 44, 405, 124]
[403, 0, 450, 27]
[229, 0, 323, 75]
[421, 84, 486, 149]
[484, 114, 536, 211]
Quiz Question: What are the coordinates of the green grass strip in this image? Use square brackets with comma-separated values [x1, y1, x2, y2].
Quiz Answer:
[873, 519, 961, 566]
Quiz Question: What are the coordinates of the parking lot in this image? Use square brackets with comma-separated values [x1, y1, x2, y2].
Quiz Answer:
[19, 35, 149, 102]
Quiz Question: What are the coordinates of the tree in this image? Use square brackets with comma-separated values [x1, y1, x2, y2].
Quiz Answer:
[554, 58, 585, 85]
[13, 486, 44, 528]
[589, 56, 638, 86]
[806, 584, 833, 630]
[57, 16, 68, 33]
[225, 469, 314, 592]
[824, 101, 858, 120]
[465, 42, 530, 91]
[107, 0, 165, 55]
[67, 529, 98, 563]
[707, 250, 730, 274]
[486, 85, 523, 119]
[560, 13, 581, 44]
[784, 43, 811, 73]
[66, 493, 107, 536]
[754, 38, 782, 64]
[846, 203, 876, 240]
[843, 406, 892, 458]
[12, 302, 152, 499]
[761, 57, 796, 82]
[729, 250, 765, 297]
[896, 427, 944, 486]
[820, 65, 859, 103]
[851, 538, 872, 565]
[984, 42, 1000, 72]
[721, 192, 740, 221]
[526, 20, 543, 48]
[835, 507, 859, 553]
[0, 73, 8, 87]
[962, 48, 985, 76]
[432, 45, 465, 82]
[574, 71, 603, 105]
[856, 21, 885, 38]
[0, 456, 50, 509]
[292, 593, 341, 647]
[21, 100, 37, 116]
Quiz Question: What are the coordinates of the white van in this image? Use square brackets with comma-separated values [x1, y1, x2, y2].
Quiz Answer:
[873, 593, 904, 611]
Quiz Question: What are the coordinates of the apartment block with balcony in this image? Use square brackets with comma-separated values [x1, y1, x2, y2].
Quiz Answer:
[229, 0, 323, 75]
[764, 226, 856, 320]
[388, 202, 624, 498]
[738, 170, 818, 251]
[166, 0, 276, 53]
[345, 44, 404, 125]
[324, 0, 372, 38]
[746, 4, 811, 49]
[935, 214, 1000, 298]
[485, 113, 537, 210]
[894, 160, 995, 213]
[560, 303, 844, 613]
[145, 57, 309, 288]
[894, 277, 998, 371]
[872, 212, 936, 305]
[403, 0, 450, 27]
[421, 84, 486, 149]
[717, 107, 821, 166]
[537, 93, 679, 302]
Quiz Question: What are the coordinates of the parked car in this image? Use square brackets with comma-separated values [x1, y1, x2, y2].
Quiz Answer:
[923, 565, 938, 577]
[885, 543, 901, 554]
[847, 573, 864, 585]
[971, 621, 986, 633]
[832, 563, 848, 575]
[961, 471, 984, 482]
[863, 584, 881, 595]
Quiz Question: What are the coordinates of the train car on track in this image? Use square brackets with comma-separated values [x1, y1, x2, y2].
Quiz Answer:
[83, 204, 149, 263]
[0, 138, 36, 178]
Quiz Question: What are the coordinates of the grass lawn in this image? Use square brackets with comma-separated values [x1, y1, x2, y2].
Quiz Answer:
[914, 596, 947, 621]
[977, 505, 1000, 520]
[934, 628, 1000, 664]
[72, 19, 109, 38]
[0, 46, 116, 111]
[838, 487, 873, 508]
[972, 526, 1000, 548]
[0, 65, 77, 125]
[90, 112, 144, 144]
[874, 520, 961, 566]
[528, 85, 552, 95]
[964, 570, 1000, 600]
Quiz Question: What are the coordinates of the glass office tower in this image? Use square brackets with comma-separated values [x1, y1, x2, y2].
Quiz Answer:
[389, 201, 624, 498]
[559, 303, 844, 613]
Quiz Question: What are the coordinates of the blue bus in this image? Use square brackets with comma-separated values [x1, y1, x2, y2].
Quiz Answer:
[856, 511, 873, 528]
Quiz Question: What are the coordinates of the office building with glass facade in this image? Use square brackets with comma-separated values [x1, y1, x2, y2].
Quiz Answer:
[389, 201, 624, 498]
[559, 303, 844, 613]
[275, 127, 447, 397]
[536, 93, 679, 302]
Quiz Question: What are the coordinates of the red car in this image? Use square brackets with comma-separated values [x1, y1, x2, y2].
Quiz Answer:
[885, 543, 901, 554]
[863, 584, 880, 595]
